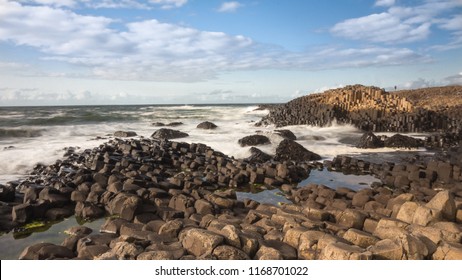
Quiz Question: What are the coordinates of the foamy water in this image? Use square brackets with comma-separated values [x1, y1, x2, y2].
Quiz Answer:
[0, 104, 426, 184]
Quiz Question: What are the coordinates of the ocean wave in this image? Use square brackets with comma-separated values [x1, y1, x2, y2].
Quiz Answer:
[0, 128, 44, 138]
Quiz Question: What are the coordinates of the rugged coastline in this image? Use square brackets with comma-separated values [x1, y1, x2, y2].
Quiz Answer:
[1, 85, 461, 260]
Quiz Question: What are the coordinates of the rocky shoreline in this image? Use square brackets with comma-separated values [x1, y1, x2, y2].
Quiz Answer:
[1, 85, 462, 260]
[0, 126, 461, 259]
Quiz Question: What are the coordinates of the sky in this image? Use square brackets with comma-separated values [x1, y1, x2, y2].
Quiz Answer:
[0, 0, 461, 105]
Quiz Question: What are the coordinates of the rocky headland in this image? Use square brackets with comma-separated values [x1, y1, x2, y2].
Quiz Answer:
[0, 85, 461, 260]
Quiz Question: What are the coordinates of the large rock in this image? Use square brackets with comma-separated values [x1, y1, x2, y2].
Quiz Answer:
[274, 139, 321, 162]
[212, 245, 250, 260]
[368, 239, 404, 260]
[383, 134, 423, 148]
[343, 228, 379, 248]
[12, 203, 32, 223]
[197, 121, 218, 129]
[356, 132, 384, 149]
[245, 147, 272, 163]
[179, 228, 224, 257]
[114, 131, 137, 137]
[320, 242, 372, 260]
[19, 243, 75, 260]
[151, 128, 189, 140]
[0, 184, 15, 202]
[238, 135, 271, 147]
[107, 193, 142, 221]
[274, 129, 297, 140]
[432, 242, 462, 260]
[425, 190, 456, 221]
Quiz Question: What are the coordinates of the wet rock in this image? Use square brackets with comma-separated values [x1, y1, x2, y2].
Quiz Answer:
[45, 207, 73, 220]
[274, 139, 321, 162]
[245, 147, 273, 163]
[100, 218, 129, 234]
[114, 131, 137, 138]
[151, 128, 189, 140]
[212, 245, 250, 260]
[0, 184, 16, 202]
[179, 228, 224, 257]
[197, 121, 218, 129]
[383, 134, 423, 148]
[274, 129, 297, 140]
[238, 135, 271, 147]
[356, 132, 384, 149]
[12, 203, 32, 223]
[65, 226, 93, 236]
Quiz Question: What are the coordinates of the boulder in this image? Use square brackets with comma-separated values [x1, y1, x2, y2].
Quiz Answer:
[343, 228, 379, 248]
[274, 129, 297, 140]
[432, 242, 462, 260]
[425, 190, 456, 221]
[320, 242, 372, 260]
[137, 251, 175, 260]
[245, 147, 273, 163]
[337, 209, 367, 230]
[12, 203, 32, 223]
[396, 201, 420, 224]
[114, 131, 137, 137]
[111, 241, 143, 260]
[107, 193, 142, 221]
[179, 228, 224, 257]
[274, 139, 321, 162]
[212, 245, 250, 260]
[151, 128, 189, 140]
[19, 243, 75, 260]
[258, 240, 297, 260]
[197, 121, 218, 129]
[368, 239, 404, 260]
[356, 132, 384, 149]
[383, 134, 423, 148]
[238, 135, 271, 147]
[0, 184, 15, 202]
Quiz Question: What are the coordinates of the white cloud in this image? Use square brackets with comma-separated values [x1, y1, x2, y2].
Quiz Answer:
[331, 0, 462, 44]
[149, 0, 187, 9]
[18, 0, 188, 9]
[217, 1, 242, 13]
[0, 0, 432, 82]
[444, 72, 462, 85]
[375, 0, 395, 7]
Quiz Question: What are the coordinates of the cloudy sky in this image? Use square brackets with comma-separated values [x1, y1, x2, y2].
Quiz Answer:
[0, 0, 461, 105]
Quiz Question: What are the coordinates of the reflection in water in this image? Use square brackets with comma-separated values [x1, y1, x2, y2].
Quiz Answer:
[298, 169, 381, 191]
[0, 216, 105, 260]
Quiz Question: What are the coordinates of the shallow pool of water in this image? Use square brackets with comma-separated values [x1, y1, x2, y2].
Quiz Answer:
[298, 169, 381, 191]
[0, 216, 105, 260]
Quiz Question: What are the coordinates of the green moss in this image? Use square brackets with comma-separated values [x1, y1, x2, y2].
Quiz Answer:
[12, 220, 54, 239]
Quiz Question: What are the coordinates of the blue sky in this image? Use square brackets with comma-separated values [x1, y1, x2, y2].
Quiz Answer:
[0, 0, 461, 105]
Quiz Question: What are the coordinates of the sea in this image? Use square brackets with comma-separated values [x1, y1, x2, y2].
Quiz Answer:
[0, 104, 428, 258]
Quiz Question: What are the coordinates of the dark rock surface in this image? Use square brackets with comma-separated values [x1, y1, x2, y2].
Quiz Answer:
[274, 130, 297, 140]
[245, 147, 273, 163]
[197, 121, 218, 130]
[151, 128, 189, 139]
[238, 135, 271, 147]
[274, 139, 321, 162]
[257, 85, 462, 133]
[114, 131, 137, 138]
[356, 132, 384, 149]
[383, 134, 423, 148]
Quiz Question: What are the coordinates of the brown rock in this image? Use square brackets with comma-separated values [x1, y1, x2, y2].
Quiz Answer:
[212, 245, 250, 260]
[426, 190, 456, 221]
[412, 205, 442, 226]
[368, 239, 404, 260]
[337, 209, 367, 229]
[137, 251, 175, 260]
[432, 242, 462, 260]
[343, 228, 379, 248]
[111, 241, 143, 260]
[179, 228, 224, 257]
[320, 242, 372, 260]
[396, 201, 420, 224]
